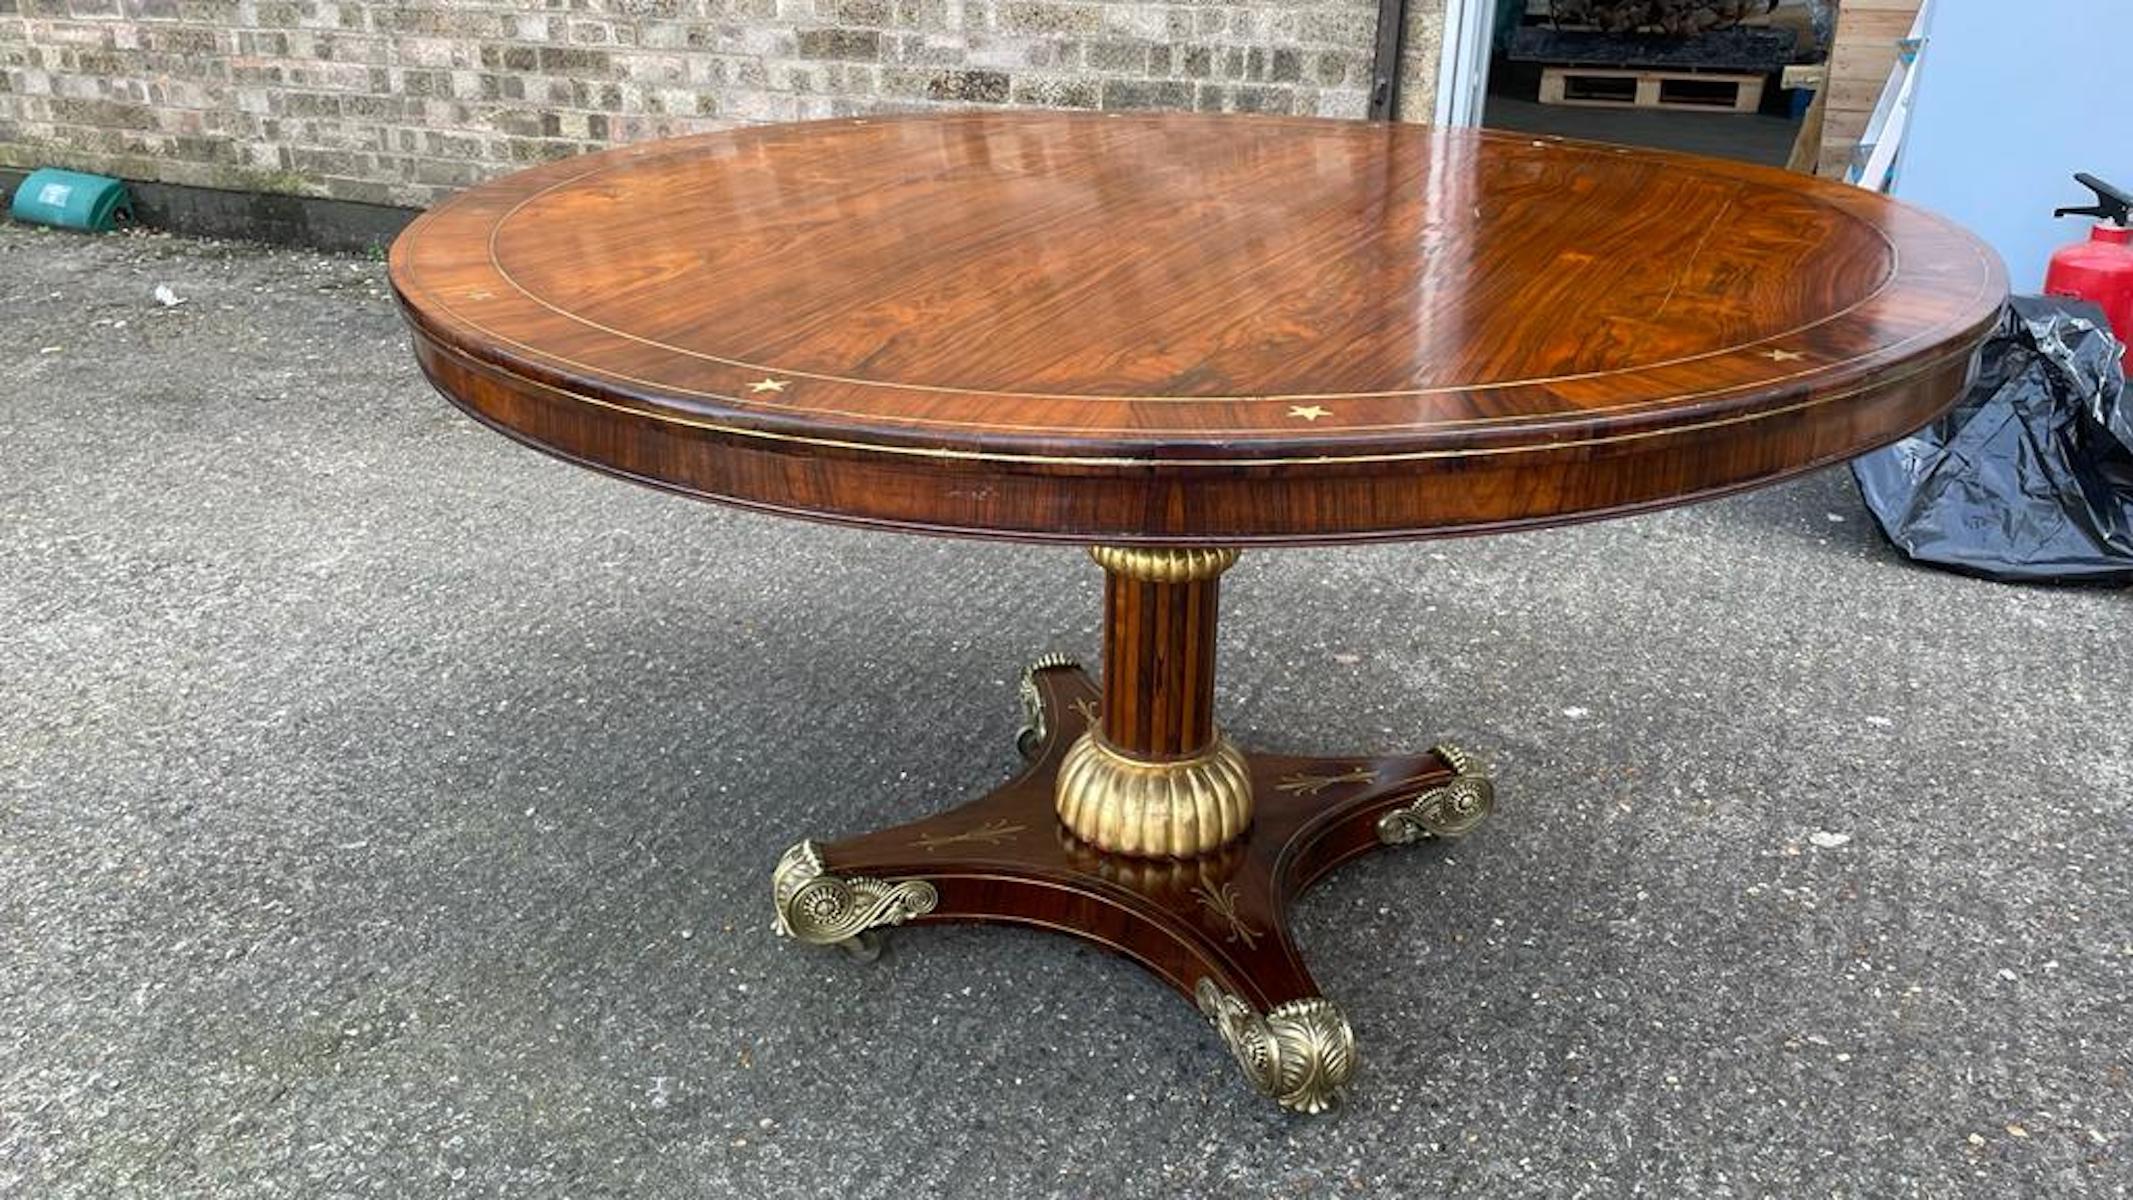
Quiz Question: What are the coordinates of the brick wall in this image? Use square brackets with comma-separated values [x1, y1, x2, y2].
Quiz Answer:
[0, 1, 1445, 211]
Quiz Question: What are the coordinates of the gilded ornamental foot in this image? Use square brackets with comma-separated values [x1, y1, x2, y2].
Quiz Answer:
[770, 840, 938, 955]
[1195, 980, 1357, 1114]
[1376, 742, 1495, 845]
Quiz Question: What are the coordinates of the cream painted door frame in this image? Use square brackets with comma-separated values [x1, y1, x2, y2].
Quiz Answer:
[1435, 0, 1498, 126]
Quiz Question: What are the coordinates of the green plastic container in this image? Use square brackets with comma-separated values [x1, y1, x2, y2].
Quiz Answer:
[9, 168, 132, 232]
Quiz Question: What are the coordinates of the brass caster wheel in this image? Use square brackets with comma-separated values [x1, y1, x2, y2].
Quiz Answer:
[837, 929, 885, 964]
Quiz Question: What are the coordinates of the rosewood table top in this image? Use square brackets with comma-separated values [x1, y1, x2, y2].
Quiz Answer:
[389, 111, 2005, 546]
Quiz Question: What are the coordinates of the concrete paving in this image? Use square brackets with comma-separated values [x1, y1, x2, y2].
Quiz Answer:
[1, 222, 2128, 1199]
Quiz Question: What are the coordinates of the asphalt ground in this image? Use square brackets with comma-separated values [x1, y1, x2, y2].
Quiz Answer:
[2, 223, 2128, 1198]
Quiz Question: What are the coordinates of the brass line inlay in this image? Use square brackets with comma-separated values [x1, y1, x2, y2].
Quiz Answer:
[391, 117, 2005, 426]
[409, 245, 1991, 439]
[913, 819, 1026, 851]
[417, 332, 1988, 470]
[885, 870, 1270, 977]
[470, 157, 1907, 403]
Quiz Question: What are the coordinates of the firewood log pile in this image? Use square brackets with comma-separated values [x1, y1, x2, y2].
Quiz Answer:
[1548, 0, 1778, 35]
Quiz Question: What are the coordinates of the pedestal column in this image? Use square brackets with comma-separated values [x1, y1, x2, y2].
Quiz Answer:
[1054, 547, 1252, 857]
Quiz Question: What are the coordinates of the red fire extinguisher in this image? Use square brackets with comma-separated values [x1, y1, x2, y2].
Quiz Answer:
[2046, 173, 2133, 372]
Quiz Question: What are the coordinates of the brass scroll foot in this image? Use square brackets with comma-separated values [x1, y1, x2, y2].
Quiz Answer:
[1195, 980, 1357, 1114]
[1376, 742, 1495, 844]
[770, 840, 938, 956]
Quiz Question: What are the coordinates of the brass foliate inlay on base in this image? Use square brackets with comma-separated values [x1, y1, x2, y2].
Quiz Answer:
[771, 840, 938, 947]
[1377, 742, 1495, 844]
[1195, 980, 1357, 1114]
[1054, 732, 1253, 858]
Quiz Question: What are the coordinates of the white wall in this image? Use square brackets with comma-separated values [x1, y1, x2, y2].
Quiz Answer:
[1895, 0, 2133, 291]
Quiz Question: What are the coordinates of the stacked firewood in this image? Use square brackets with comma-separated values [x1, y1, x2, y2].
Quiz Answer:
[1547, 0, 1778, 34]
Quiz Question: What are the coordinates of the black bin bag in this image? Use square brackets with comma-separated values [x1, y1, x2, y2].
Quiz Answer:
[1852, 295, 2133, 584]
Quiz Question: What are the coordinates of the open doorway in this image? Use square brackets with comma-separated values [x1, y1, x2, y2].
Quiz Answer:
[1456, 1, 1833, 169]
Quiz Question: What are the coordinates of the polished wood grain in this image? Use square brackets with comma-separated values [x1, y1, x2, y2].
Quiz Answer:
[1100, 566, 1220, 760]
[390, 111, 2006, 545]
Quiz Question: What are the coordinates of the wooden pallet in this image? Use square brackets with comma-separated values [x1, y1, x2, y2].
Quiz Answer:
[1538, 65, 1766, 112]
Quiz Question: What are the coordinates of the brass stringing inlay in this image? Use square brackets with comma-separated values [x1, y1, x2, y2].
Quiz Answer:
[434, 114, 1943, 423]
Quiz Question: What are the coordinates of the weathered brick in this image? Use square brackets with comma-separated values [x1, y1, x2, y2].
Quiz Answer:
[478, 44, 537, 72]
[1001, 3, 1102, 37]
[832, 0, 888, 25]
[143, 26, 219, 54]
[888, 0, 940, 27]
[274, 91, 341, 118]
[1018, 40, 1074, 70]
[1229, 84, 1291, 113]
[3, 0, 1403, 208]
[1009, 75, 1096, 109]
[1099, 77, 1189, 110]
[396, 67, 449, 97]
[1085, 40, 1147, 74]
[885, 66, 1008, 103]
[1298, 10, 1375, 48]
[796, 28, 881, 61]
[535, 47, 612, 75]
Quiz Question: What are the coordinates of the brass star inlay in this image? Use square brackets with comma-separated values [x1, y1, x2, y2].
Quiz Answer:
[1288, 404, 1331, 421]
[748, 377, 790, 394]
[1760, 349, 1806, 362]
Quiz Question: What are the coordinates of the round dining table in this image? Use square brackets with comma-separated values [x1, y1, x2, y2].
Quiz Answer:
[390, 110, 2004, 1112]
